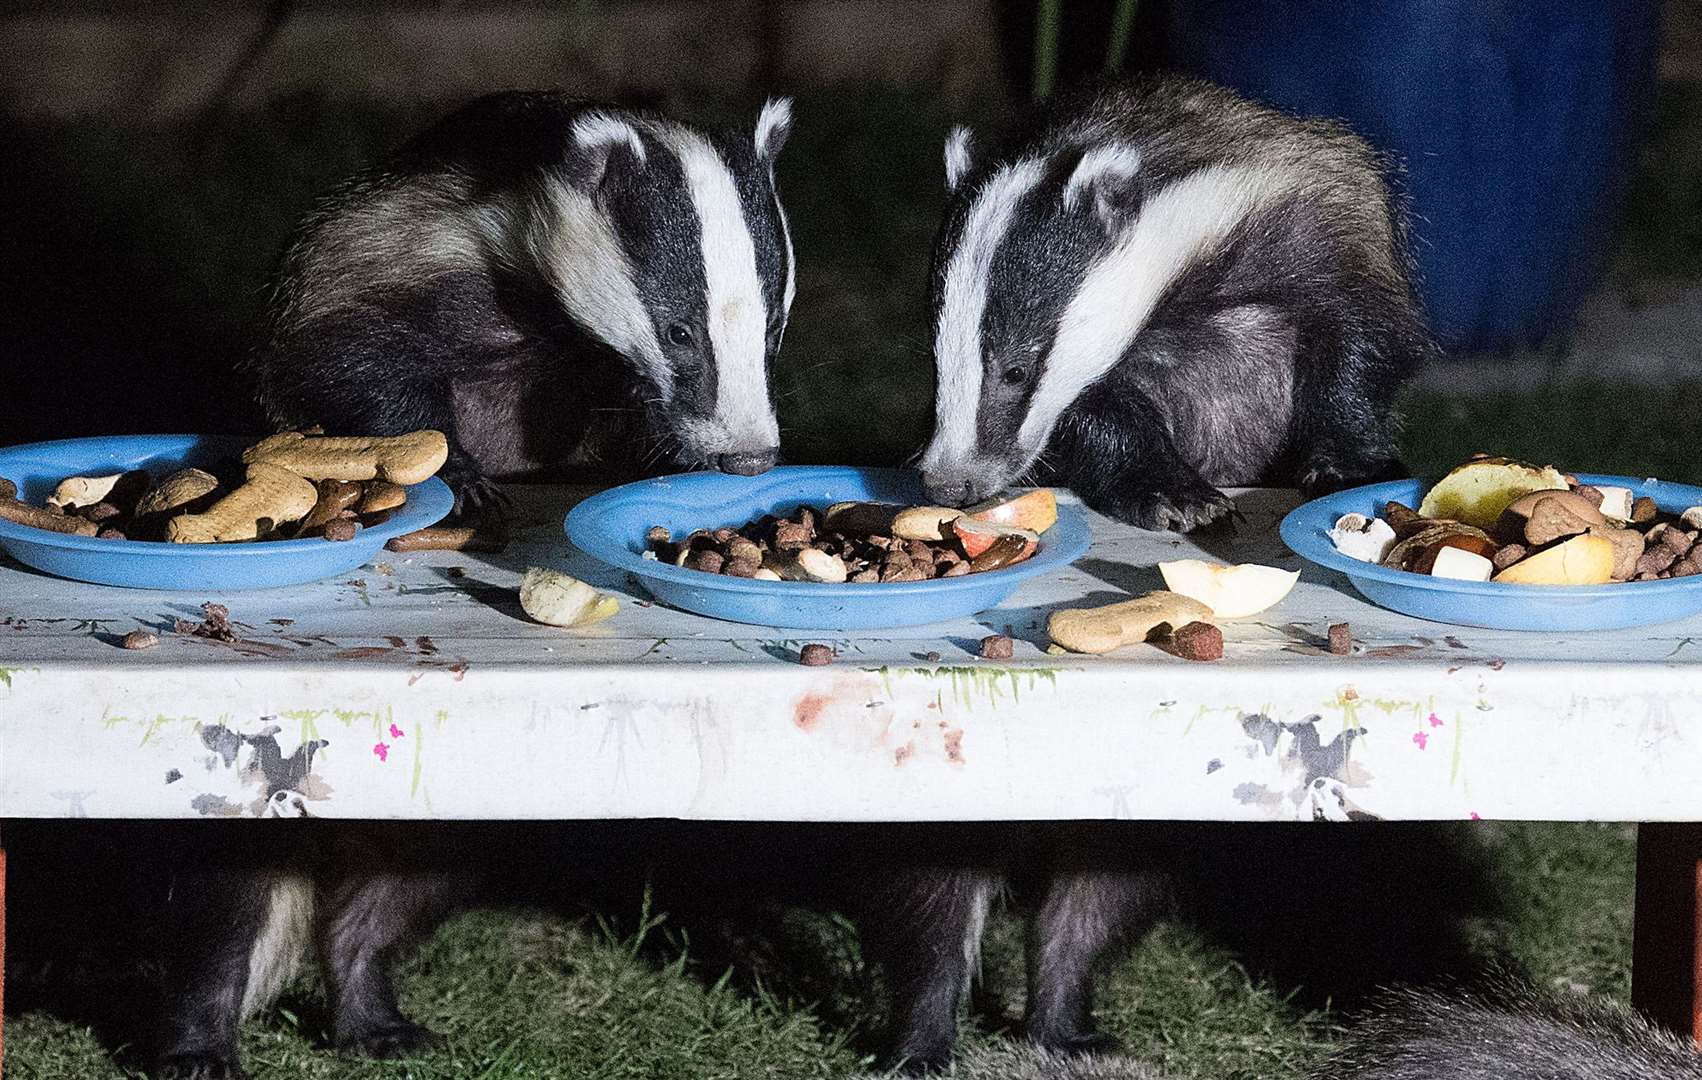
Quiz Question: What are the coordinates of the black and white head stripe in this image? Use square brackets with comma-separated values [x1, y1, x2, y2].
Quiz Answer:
[520, 101, 795, 463]
[923, 131, 1296, 486]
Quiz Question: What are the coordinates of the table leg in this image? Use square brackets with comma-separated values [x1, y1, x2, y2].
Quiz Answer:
[1632, 822, 1702, 1041]
[1, 835, 7, 1073]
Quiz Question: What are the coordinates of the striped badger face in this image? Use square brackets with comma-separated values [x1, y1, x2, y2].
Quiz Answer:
[921, 127, 1149, 506]
[544, 100, 796, 476]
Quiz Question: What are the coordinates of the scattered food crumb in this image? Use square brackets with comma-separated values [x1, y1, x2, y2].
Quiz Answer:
[121, 629, 159, 650]
[269, 618, 294, 627]
[373, 562, 394, 576]
[979, 634, 1013, 661]
[1328, 622, 1353, 656]
[1165, 621, 1223, 662]
[924, 650, 942, 663]
[1046, 643, 1067, 656]
[799, 643, 834, 666]
[173, 602, 236, 642]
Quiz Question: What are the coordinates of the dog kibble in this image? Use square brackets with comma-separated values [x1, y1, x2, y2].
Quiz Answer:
[1327, 622, 1353, 656]
[1166, 621, 1224, 662]
[121, 630, 159, 650]
[979, 634, 1013, 660]
[322, 518, 359, 542]
[799, 643, 834, 666]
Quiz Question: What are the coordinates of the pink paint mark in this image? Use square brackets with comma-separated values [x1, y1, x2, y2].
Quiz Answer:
[1412, 731, 1429, 750]
[389, 724, 405, 739]
[1427, 712, 1444, 728]
[1469, 812, 1482, 821]
[373, 742, 390, 762]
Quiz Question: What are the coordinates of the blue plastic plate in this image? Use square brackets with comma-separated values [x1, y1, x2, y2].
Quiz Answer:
[566, 466, 1092, 630]
[1281, 473, 1702, 631]
[0, 435, 454, 591]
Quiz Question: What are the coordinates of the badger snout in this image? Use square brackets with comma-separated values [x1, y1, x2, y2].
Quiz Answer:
[718, 447, 780, 476]
[921, 466, 1003, 509]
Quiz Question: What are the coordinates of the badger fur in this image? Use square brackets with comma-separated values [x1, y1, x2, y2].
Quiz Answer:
[1315, 978, 1702, 1079]
[249, 91, 798, 510]
[920, 76, 1431, 530]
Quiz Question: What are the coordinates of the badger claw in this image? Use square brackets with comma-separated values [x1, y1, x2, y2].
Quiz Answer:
[1298, 455, 1408, 498]
[445, 471, 513, 524]
[155, 1053, 250, 1080]
[1093, 485, 1235, 533]
[340, 1019, 443, 1059]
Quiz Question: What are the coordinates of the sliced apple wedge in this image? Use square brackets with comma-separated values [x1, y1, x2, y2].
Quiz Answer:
[965, 488, 1057, 534]
[1158, 559, 1300, 618]
[949, 517, 1040, 560]
[1491, 533, 1614, 586]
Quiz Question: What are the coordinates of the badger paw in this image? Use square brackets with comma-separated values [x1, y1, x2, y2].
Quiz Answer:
[1298, 454, 1408, 498]
[340, 1019, 443, 1059]
[1093, 484, 1236, 533]
[1031, 1030, 1124, 1057]
[887, 1048, 954, 1076]
[155, 1053, 250, 1080]
[444, 470, 514, 524]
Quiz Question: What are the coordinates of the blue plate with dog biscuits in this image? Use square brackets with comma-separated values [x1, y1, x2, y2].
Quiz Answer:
[1281, 473, 1702, 631]
[566, 466, 1092, 630]
[0, 435, 454, 591]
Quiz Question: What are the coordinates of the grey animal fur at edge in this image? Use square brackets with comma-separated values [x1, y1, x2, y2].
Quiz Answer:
[1312, 979, 1702, 1080]
[922, 76, 1431, 530]
[249, 91, 796, 513]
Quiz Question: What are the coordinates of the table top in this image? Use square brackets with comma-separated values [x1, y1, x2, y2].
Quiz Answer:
[3, 486, 1700, 824]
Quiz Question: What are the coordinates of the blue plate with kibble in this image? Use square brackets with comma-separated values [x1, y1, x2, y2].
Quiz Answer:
[0, 435, 454, 591]
[1281, 473, 1702, 631]
[566, 465, 1092, 630]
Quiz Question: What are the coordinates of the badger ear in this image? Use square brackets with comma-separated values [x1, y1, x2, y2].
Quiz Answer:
[568, 112, 648, 192]
[754, 97, 793, 163]
[1062, 143, 1144, 226]
[944, 126, 976, 193]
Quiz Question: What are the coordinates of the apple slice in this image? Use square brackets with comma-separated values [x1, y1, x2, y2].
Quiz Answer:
[1158, 559, 1300, 618]
[950, 517, 1040, 560]
[965, 488, 1057, 534]
[1491, 533, 1614, 586]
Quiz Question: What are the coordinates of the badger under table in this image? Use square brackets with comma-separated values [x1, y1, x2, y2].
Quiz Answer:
[3, 485, 1702, 1063]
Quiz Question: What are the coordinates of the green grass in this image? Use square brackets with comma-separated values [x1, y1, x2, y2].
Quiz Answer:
[5, 824, 1635, 1079]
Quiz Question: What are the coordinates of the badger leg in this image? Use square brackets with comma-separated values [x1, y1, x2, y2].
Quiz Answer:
[315, 866, 474, 1057]
[156, 865, 278, 1080]
[1290, 329, 1420, 496]
[1024, 860, 1171, 1054]
[864, 868, 1000, 1074]
[1046, 381, 1234, 532]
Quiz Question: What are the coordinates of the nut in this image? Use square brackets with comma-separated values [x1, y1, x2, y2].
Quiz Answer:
[1047, 591, 1213, 655]
[297, 479, 364, 536]
[799, 643, 834, 666]
[979, 634, 1013, 660]
[357, 480, 408, 515]
[134, 468, 221, 519]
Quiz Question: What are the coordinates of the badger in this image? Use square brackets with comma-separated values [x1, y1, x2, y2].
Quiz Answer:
[1316, 978, 1702, 1079]
[248, 90, 798, 512]
[919, 76, 1431, 530]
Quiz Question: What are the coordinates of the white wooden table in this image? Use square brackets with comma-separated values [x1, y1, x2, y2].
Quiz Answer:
[3, 485, 1701, 1050]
